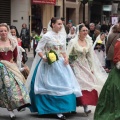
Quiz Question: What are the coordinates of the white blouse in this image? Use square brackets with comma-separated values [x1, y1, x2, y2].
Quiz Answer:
[36, 30, 66, 55]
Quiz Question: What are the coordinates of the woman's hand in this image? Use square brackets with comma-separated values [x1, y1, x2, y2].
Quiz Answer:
[91, 70, 94, 74]
[64, 57, 69, 65]
[61, 52, 69, 65]
[38, 52, 47, 62]
[42, 56, 48, 62]
[10, 59, 15, 63]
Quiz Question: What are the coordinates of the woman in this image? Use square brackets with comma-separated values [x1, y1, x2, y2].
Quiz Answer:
[93, 32, 106, 67]
[26, 17, 82, 120]
[0, 23, 30, 119]
[40, 27, 47, 37]
[94, 39, 120, 120]
[20, 23, 30, 52]
[67, 24, 107, 115]
[10, 25, 29, 79]
[66, 26, 76, 45]
[10, 25, 22, 46]
[67, 26, 76, 43]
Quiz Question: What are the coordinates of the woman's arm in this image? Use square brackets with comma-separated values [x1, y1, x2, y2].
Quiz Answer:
[36, 34, 49, 61]
[61, 52, 69, 65]
[38, 52, 47, 62]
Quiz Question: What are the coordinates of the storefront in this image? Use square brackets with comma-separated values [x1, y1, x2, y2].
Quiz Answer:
[64, 0, 80, 25]
[31, 0, 58, 35]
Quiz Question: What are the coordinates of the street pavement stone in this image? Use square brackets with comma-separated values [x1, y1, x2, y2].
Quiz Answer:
[0, 106, 95, 120]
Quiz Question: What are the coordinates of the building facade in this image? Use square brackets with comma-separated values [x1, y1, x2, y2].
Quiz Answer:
[31, 0, 63, 34]
[0, 0, 63, 34]
[0, 0, 120, 35]
[90, 0, 120, 24]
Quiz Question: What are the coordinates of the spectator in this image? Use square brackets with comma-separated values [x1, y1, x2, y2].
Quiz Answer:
[89, 23, 96, 43]
[100, 21, 108, 33]
[20, 23, 31, 52]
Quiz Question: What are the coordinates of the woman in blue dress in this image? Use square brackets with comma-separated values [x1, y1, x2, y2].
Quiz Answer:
[26, 17, 82, 120]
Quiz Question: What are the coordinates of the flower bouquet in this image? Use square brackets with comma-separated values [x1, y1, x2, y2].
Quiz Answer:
[69, 54, 78, 63]
[34, 35, 42, 42]
[46, 50, 59, 65]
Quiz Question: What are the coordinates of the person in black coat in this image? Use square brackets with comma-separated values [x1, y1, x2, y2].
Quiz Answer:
[20, 23, 31, 52]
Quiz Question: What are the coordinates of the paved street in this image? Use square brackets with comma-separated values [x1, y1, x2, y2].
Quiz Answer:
[0, 107, 95, 120]
[0, 49, 95, 120]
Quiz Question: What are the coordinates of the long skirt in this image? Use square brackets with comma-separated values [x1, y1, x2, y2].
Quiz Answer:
[0, 61, 30, 111]
[94, 67, 120, 120]
[77, 90, 98, 106]
[29, 58, 82, 114]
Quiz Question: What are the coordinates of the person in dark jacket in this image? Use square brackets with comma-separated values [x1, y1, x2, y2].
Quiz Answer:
[20, 23, 31, 52]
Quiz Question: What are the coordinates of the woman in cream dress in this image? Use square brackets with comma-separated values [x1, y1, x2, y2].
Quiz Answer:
[67, 24, 108, 114]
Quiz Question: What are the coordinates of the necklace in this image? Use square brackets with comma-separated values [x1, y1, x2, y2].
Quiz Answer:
[79, 37, 85, 41]
[78, 39, 87, 47]
[79, 38, 85, 42]
[0, 39, 8, 42]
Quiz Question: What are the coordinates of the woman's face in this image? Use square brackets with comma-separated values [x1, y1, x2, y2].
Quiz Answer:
[100, 34, 105, 41]
[52, 19, 63, 32]
[43, 29, 47, 34]
[22, 24, 26, 28]
[0, 26, 8, 39]
[79, 26, 88, 38]
[10, 29, 16, 36]
[70, 27, 75, 34]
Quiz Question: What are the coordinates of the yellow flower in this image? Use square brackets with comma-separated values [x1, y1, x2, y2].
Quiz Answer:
[97, 40, 103, 44]
[48, 53, 56, 62]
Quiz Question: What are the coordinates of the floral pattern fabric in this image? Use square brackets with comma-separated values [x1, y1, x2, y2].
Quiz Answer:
[0, 62, 30, 111]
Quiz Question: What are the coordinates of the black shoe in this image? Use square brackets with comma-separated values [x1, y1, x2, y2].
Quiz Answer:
[57, 115, 66, 120]
[84, 110, 91, 116]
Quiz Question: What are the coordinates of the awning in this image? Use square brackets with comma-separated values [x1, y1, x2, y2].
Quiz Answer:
[32, 0, 56, 5]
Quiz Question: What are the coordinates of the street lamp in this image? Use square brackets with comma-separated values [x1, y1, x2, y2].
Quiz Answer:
[78, 0, 93, 23]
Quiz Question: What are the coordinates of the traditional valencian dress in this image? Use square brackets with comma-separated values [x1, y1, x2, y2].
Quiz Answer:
[28, 30, 82, 114]
[93, 34, 106, 67]
[94, 40, 120, 120]
[67, 36, 107, 106]
[94, 40, 106, 67]
[0, 39, 30, 111]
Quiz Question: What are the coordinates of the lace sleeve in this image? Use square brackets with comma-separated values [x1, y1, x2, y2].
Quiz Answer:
[35, 34, 49, 53]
